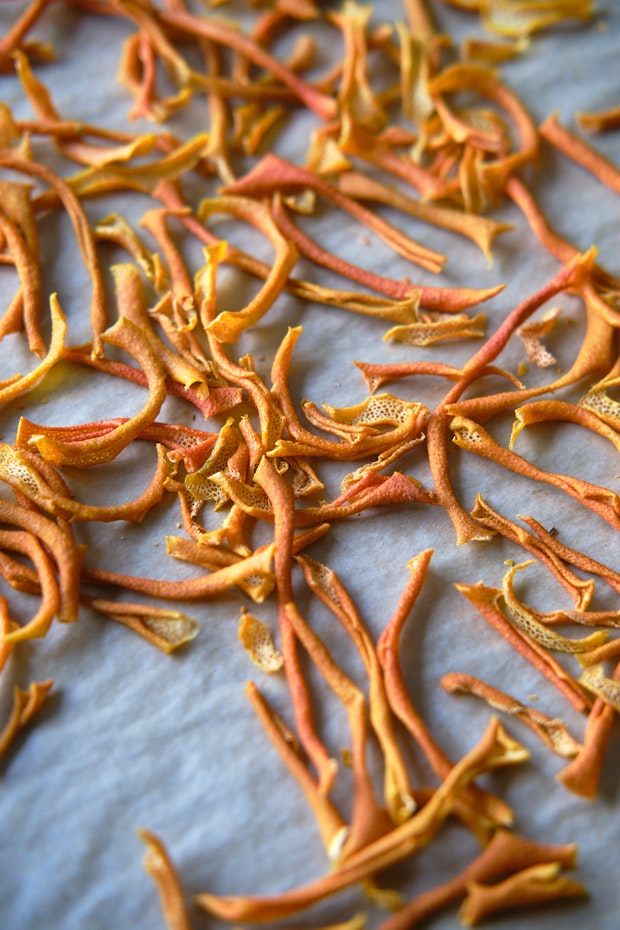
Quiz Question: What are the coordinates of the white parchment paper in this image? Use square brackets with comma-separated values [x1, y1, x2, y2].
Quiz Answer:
[0, 2, 619, 929]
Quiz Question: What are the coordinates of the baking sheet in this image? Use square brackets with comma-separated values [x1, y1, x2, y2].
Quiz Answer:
[1, 2, 620, 928]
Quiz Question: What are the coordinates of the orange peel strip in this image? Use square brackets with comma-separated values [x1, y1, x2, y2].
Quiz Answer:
[0, 679, 54, 760]
[0, 529, 60, 645]
[510, 398, 620, 454]
[578, 665, 620, 714]
[282, 598, 391, 859]
[441, 672, 582, 758]
[24, 316, 168, 467]
[200, 195, 298, 344]
[540, 111, 620, 197]
[244, 680, 346, 859]
[384, 312, 486, 346]
[238, 608, 283, 674]
[1, 441, 175, 523]
[377, 550, 514, 838]
[0, 153, 107, 353]
[271, 194, 425, 308]
[501, 560, 607, 655]
[0, 293, 67, 406]
[0, 0, 52, 67]
[480, 0, 593, 39]
[470, 494, 594, 610]
[377, 830, 578, 930]
[297, 554, 416, 825]
[450, 414, 620, 533]
[459, 860, 587, 927]
[557, 661, 620, 798]
[518, 512, 620, 598]
[0, 202, 43, 356]
[455, 581, 589, 713]
[88, 598, 199, 654]
[335, 170, 513, 264]
[577, 104, 620, 134]
[195, 719, 529, 923]
[0, 496, 82, 623]
[138, 828, 192, 930]
[82, 543, 275, 604]
[222, 154, 447, 273]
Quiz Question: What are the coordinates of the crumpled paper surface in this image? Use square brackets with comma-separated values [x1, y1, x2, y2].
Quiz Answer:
[0, 2, 619, 929]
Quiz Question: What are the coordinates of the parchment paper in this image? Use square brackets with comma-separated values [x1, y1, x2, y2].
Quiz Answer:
[1, 2, 619, 929]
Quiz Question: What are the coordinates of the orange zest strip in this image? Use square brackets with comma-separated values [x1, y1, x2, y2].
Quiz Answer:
[384, 311, 487, 346]
[238, 609, 283, 673]
[557, 661, 620, 799]
[0, 679, 54, 760]
[271, 194, 425, 308]
[0, 152, 107, 353]
[540, 111, 620, 197]
[0, 202, 43, 356]
[21, 317, 167, 467]
[0, 529, 60, 644]
[244, 681, 347, 860]
[87, 598, 199, 654]
[13, 417, 217, 473]
[455, 582, 589, 713]
[199, 195, 298, 344]
[459, 860, 587, 927]
[82, 543, 275, 603]
[577, 104, 620, 134]
[195, 719, 529, 923]
[282, 597, 391, 859]
[335, 170, 513, 264]
[376, 550, 514, 837]
[470, 495, 594, 610]
[0, 0, 53, 68]
[0, 496, 82, 623]
[578, 664, 620, 713]
[378, 830, 578, 930]
[450, 414, 620, 533]
[518, 512, 620, 598]
[157, 3, 338, 121]
[510, 398, 620, 454]
[506, 175, 620, 290]
[68, 134, 210, 199]
[60, 343, 243, 421]
[138, 829, 192, 930]
[297, 554, 416, 825]
[354, 359, 521, 394]
[0, 293, 67, 407]
[478, 0, 593, 39]
[165, 536, 273, 604]
[223, 154, 447, 274]
[1, 440, 174, 524]
[426, 411, 495, 546]
[501, 560, 607, 655]
[441, 672, 582, 758]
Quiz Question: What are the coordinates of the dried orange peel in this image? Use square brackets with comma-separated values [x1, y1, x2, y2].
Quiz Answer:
[1, 3, 619, 929]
